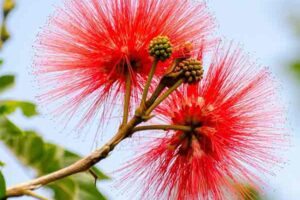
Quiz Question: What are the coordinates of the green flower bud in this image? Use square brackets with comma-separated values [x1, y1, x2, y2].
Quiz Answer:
[149, 36, 172, 61]
[174, 58, 204, 84]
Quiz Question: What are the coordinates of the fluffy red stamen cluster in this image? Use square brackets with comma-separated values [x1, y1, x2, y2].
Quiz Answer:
[34, 0, 214, 130]
[33, 0, 288, 198]
[119, 46, 287, 200]
[168, 96, 216, 157]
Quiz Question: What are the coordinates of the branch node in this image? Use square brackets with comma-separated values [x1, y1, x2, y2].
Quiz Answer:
[141, 114, 155, 121]
[24, 190, 49, 200]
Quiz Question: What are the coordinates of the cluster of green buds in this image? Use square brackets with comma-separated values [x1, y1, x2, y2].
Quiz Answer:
[174, 58, 203, 84]
[148, 36, 203, 85]
[149, 36, 172, 61]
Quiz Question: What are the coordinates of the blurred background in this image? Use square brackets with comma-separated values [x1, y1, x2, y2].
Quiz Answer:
[0, 0, 299, 199]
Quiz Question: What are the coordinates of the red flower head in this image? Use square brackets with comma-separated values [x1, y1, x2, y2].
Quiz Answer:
[119, 45, 287, 200]
[34, 0, 215, 131]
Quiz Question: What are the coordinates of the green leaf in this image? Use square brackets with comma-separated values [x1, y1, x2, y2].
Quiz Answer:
[0, 162, 4, 167]
[291, 60, 300, 80]
[0, 171, 6, 200]
[90, 167, 110, 181]
[0, 100, 38, 117]
[236, 184, 263, 200]
[0, 75, 14, 93]
[50, 175, 106, 200]
[0, 117, 23, 139]
[1, 130, 108, 200]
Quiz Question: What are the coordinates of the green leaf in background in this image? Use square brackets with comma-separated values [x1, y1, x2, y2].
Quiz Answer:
[0, 117, 23, 139]
[0, 75, 14, 93]
[1, 130, 108, 200]
[0, 162, 4, 167]
[0, 100, 38, 117]
[236, 184, 263, 200]
[291, 60, 300, 81]
[0, 171, 6, 200]
[51, 174, 107, 200]
[289, 15, 300, 37]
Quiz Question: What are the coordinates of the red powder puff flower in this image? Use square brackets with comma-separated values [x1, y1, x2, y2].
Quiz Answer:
[34, 0, 215, 131]
[119, 45, 287, 200]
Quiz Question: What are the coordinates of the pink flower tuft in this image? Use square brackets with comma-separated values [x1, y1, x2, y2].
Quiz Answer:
[34, 0, 215, 131]
[118, 45, 288, 200]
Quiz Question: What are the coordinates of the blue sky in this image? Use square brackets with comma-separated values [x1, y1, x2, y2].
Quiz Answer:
[1, 0, 300, 199]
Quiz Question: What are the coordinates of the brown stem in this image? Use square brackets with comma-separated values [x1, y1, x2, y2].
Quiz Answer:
[122, 73, 132, 126]
[145, 79, 183, 116]
[145, 79, 166, 107]
[141, 59, 158, 107]
[5, 62, 184, 199]
[88, 169, 98, 186]
[6, 115, 142, 198]
[145, 59, 181, 107]
[23, 190, 49, 200]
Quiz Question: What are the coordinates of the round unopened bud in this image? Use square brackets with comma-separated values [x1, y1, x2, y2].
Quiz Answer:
[174, 58, 203, 84]
[149, 36, 172, 61]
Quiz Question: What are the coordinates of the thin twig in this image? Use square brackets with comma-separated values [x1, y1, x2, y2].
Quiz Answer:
[141, 59, 158, 107]
[145, 79, 166, 107]
[145, 59, 181, 107]
[145, 79, 183, 116]
[23, 190, 49, 200]
[88, 169, 98, 186]
[122, 73, 132, 126]
[5, 60, 184, 199]
[6, 115, 142, 198]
